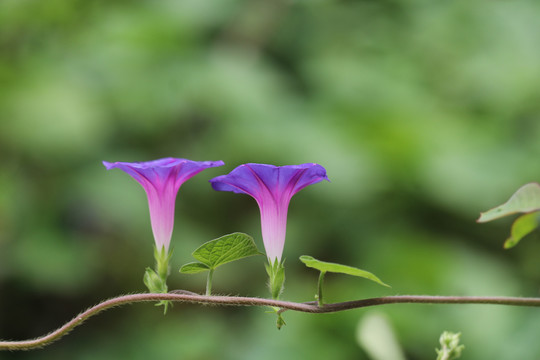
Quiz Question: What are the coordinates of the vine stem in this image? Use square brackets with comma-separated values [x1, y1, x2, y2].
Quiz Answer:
[2, 293, 540, 351]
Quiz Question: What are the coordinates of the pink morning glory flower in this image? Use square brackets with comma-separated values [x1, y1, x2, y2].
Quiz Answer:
[209, 163, 329, 263]
[103, 158, 224, 253]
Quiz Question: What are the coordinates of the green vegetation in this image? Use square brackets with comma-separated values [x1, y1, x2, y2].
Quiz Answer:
[1, 0, 540, 359]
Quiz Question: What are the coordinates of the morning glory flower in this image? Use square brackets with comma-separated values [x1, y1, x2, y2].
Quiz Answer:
[209, 163, 328, 300]
[103, 158, 224, 253]
[103, 157, 224, 311]
[209, 163, 329, 263]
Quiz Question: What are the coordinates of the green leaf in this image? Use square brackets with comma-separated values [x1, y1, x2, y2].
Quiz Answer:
[504, 211, 540, 249]
[478, 183, 540, 223]
[188, 232, 262, 270]
[357, 312, 406, 360]
[179, 262, 211, 274]
[299, 255, 390, 288]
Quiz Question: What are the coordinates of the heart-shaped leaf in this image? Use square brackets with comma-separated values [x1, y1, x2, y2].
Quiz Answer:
[192, 232, 262, 269]
[180, 232, 262, 275]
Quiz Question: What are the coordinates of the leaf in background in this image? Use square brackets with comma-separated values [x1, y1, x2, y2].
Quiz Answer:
[179, 262, 211, 274]
[299, 255, 390, 287]
[504, 211, 540, 249]
[477, 183, 540, 223]
[357, 311, 406, 360]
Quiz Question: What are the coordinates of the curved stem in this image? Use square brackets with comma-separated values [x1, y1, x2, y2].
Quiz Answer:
[2, 293, 540, 351]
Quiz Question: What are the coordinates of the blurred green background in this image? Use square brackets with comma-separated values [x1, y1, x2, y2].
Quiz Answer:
[1, 0, 540, 359]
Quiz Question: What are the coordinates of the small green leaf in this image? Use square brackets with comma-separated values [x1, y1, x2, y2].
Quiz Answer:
[300, 255, 390, 288]
[478, 183, 540, 223]
[191, 232, 262, 269]
[179, 262, 211, 274]
[504, 211, 540, 249]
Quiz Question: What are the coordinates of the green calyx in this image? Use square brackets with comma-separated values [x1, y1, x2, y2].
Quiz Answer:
[143, 267, 167, 294]
[264, 259, 286, 329]
[155, 246, 172, 281]
[265, 259, 285, 300]
[143, 246, 173, 314]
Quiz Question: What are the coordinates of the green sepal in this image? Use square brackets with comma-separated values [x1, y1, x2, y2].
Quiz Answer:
[154, 246, 173, 280]
[504, 211, 540, 249]
[265, 259, 285, 300]
[156, 300, 171, 314]
[299, 255, 390, 288]
[266, 306, 286, 330]
[276, 312, 286, 330]
[143, 267, 167, 294]
[146, 246, 173, 314]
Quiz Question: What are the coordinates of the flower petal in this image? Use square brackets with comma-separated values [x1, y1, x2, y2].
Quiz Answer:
[210, 163, 329, 203]
[210, 163, 328, 262]
[104, 158, 224, 251]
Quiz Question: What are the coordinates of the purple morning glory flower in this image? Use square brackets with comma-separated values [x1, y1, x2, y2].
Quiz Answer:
[103, 158, 224, 252]
[209, 163, 329, 263]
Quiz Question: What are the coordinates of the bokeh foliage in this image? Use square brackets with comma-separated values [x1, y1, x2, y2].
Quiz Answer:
[1, 0, 540, 359]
